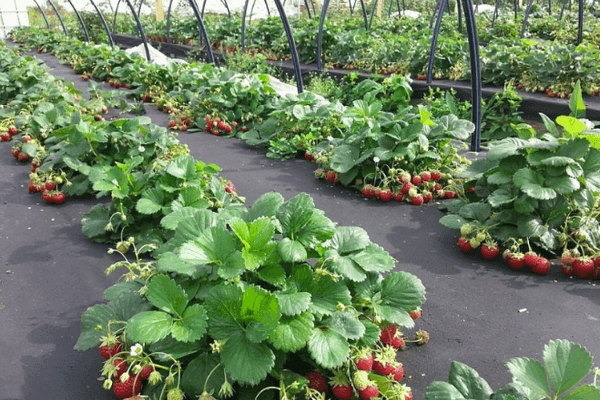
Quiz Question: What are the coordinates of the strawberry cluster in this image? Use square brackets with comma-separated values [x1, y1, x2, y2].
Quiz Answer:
[106, 78, 130, 89]
[559, 250, 600, 280]
[203, 115, 241, 136]
[168, 115, 193, 132]
[0, 124, 18, 142]
[28, 170, 69, 205]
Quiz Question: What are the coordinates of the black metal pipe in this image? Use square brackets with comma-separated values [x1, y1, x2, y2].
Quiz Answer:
[89, 0, 114, 46]
[47, 0, 69, 36]
[430, 0, 444, 28]
[514, 0, 518, 22]
[577, 0, 583, 44]
[188, 0, 216, 64]
[559, 0, 568, 19]
[67, 0, 90, 42]
[221, 0, 232, 17]
[317, 0, 331, 71]
[32, 0, 51, 29]
[112, 0, 121, 34]
[241, 0, 250, 52]
[520, 0, 535, 37]
[492, 0, 500, 27]
[368, 0, 378, 30]
[358, 0, 369, 30]
[304, 0, 313, 18]
[166, 0, 175, 43]
[461, 0, 482, 152]
[137, 0, 143, 17]
[272, 0, 304, 93]
[427, 0, 448, 83]
[201, 0, 207, 17]
[263, 0, 271, 15]
[123, 0, 151, 61]
[457, 0, 463, 32]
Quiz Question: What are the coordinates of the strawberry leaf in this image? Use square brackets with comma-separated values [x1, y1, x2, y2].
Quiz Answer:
[275, 290, 312, 316]
[307, 276, 352, 316]
[325, 248, 368, 282]
[149, 336, 203, 360]
[277, 193, 335, 248]
[329, 226, 370, 253]
[156, 252, 204, 276]
[146, 275, 189, 316]
[542, 339, 594, 396]
[439, 214, 468, 230]
[560, 385, 600, 400]
[181, 353, 225, 396]
[221, 332, 275, 385]
[230, 217, 276, 270]
[206, 284, 243, 340]
[126, 311, 173, 344]
[308, 327, 349, 369]
[424, 381, 469, 399]
[166, 156, 197, 180]
[269, 311, 314, 352]
[246, 192, 284, 221]
[351, 243, 395, 273]
[278, 238, 308, 262]
[448, 361, 494, 399]
[136, 188, 165, 215]
[323, 310, 365, 340]
[160, 208, 207, 231]
[240, 286, 281, 343]
[171, 304, 208, 343]
[75, 304, 118, 351]
[81, 204, 110, 239]
[380, 271, 426, 313]
[356, 320, 380, 347]
[506, 357, 551, 398]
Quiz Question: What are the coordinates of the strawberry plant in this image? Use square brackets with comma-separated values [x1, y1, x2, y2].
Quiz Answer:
[425, 339, 600, 399]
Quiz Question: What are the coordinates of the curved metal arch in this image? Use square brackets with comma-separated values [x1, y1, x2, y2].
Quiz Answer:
[430, 0, 445, 29]
[427, 0, 482, 151]
[520, 0, 535, 37]
[241, 0, 251, 52]
[188, 0, 215, 64]
[457, 0, 463, 32]
[32, 0, 51, 29]
[491, 0, 500, 27]
[427, 0, 448, 83]
[166, 0, 175, 43]
[112, 0, 122, 34]
[47, 0, 69, 36]
[316, 0, 331, 71]
[358, 0, 369, 30]
[89, 0, 114, 46]
[67, 0, 90, 42]
[272, 0, 304, 93]
[577, 0, 584, 44]
[367, 0, 378, 30]
[559, 0, 568, 19]
[123, 0, 152, 61]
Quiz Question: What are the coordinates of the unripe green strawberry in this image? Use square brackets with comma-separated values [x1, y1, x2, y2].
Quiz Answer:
[116, 241, 131, 254]
[167, 388, 185, 400]
[469, 238, 481, 249]
[476, 232, 486, 242]
[460, 223, 472, 236]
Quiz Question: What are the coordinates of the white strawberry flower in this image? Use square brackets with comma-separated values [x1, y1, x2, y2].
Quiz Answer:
[130, 343, 143, 356]
[327, 135, 334, 141]
[373, 157, 380, 163]
[138, 145, 145, 153]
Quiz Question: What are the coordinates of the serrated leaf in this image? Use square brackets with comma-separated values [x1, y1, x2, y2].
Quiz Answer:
[206, 284, 243, 339]
[545, 176, 580, 195]
[557, 116, 587, 134]
[181, 353, 225, 396]
[179, 225, 238, 266]
[489, 188, 517, 207]
[329, 226, 370, 253]
[221, 332, 275, 385]
[81, 204, 110, 238]
[269, 312, 314, 352]
[171, 304, 208, 343]
[356, 320, 380, 347]
[126, 311, 173, 344]
[374, 303, 414, 328]
[75, 304, 118, 351]
[448, 361, 494, 399]
[380, 271, 426, 312]
[149, 336, 203, 360]
[514, 195, 538, 214]
[161, 208, 205, 230]
[487, 171, 513, 185]
[560, 385, 600, 400]
[308, 277, 352, 316]
[146, 275, 189, 316]
[275, 291, 312, 316]
[458, 203, 492, 223]
[278, 238, 307, 263]
[136, 188, 165, 215]
[326, 249, 367, 282]
[543, 339, 594, 395]
[277, 193, 335, 248]
[156, 252, 202, 276]
[521, 184, 556, 200]
[439, 214, 468, 230]
[506, 357, 551, 398]
[240, 286, 281, 342]
[351, 243, 396, 273]
[247, 192, 284, 221]
[308, 327, 350, 368]
[425, 381, 469, 399]
[329, 144, 360, 173]
[324, 310, 365, 340]
[166, 156, 197, 180]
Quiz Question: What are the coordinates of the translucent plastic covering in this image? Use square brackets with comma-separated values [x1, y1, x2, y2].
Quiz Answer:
[0, 0, 30, 39]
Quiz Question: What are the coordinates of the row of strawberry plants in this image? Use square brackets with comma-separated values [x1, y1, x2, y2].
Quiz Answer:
[0, 41, 428, 400]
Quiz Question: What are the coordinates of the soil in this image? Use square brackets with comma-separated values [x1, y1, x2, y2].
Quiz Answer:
[0, 42, 598, 400]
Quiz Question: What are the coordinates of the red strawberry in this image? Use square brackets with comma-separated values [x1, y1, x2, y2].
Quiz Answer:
[362, 185, 375, 199]
[52, 192, 66, 205]
[410, 195, 424, 206]
[401, 182, 413, 194]
[409, 308, 421, 320]
[139, 365, 154, 380]
[411, 175, 422, 185]
[304, 152, 315, 161]
[42, 191, 54, 204]
[28, 181, 39, 193]
[423, 191, 433, 203]
[373, 360, 395, 376]
[224, 124, 232, 133]
[23, 136, 31, 143]
[332, 385, 354, 400]
[573, 257, 594, 279]
[224, 181, 236, 193]
[532, 257, 549, 275]
[391, 336, 406, 350]
[445, 190, 456, 199]
[306, 371, 328, 393]
[506, 253, 525, 271]
[379, 189, 393, 202]
[379, 324, 397, 345]
[168, 121, 177, 128]
[561, 250, 576, 266]
[523, 252, 539, 269]
[112, 358, 127, 378]
[394, 192, 405, 202]
[594, 255, 600, 268]
[480, 243, 500, 261]
[392, 363, 404, 381]
[8, 125, 18, 136]
[434, 183, 443, 191]
[326, 171, 339, 184]
[355, 354, 374, 371]
[99, 342, 121, 360]
[45, 181, 56, 191]
[18, 152, 29, 162]
[359, 384, 379, 400]
[373, 187, 382, 199]
[113, 375, 143, 399]
[417, 74, 426, 81]
[457, 236, 472, 253]
[180, 125, 188, 132]
[560, 263, 574, 277]
[421, 171, 431, 182]
[1, 133, 9, 141]
[430, 171, 442, 181]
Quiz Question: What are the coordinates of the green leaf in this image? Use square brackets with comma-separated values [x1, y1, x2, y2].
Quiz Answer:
[240, 286, 281, 343]
[489, 188, 517, 207]
[81, 205, 110, 239]
[439, 214, 468, 230]
[275, 291, 312, 316]
[156, 252, 200, 276]
[351, 244, 396, 273]
[126, 311, 173, 344]
[506, 357, 551, 398]
[136, 188, 165, 215]
[448, 361, 494, 399]
[374, 304, 414, 327]
[308, 276, 352, 316]
[561, 385, 600, 400]
[356, 320, 380, 347]
[179, 226, 241, 270]
[568, 81, 586, 118]
[425, 381, 468, 400]
[247, 192, 284, 221]
[278, 238, 308, 263]
[543, 339, 593, 395]
[230, 217, 276, 270]
[514, 195, 538, 214]
[539, 113, 559, 136]
[166, 156, 197, 180]
[329, 144, 360, 174]
[161, 208, 205, 230]
[329, 226, 370, 253]
[380, 272, 426, 312]
[308, 327, 350, 369]
[181, 353, 225, 396]
[277, 193, 335, 248]
[557, 116, 587, 135]
[75, 304, 118, 351]
[146, 275, 189, 316]
[221, 332, 275, 385]
[458, 203, 492, 223]
[545, 176, 580, 195]
[324, 310, 365, 340]
[269, 312, 314, 352]
[171, 304, 208, 343]
[325, 249, 367, 282]
[150, 336, 203, 360]
[206, 284, 243, 339]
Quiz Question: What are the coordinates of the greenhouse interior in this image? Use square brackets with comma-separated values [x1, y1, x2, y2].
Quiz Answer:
[1, 0, 600, 399]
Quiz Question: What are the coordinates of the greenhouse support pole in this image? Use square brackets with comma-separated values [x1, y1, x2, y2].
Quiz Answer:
[47, 0, 69, 36]
[304, 0, 313, 18]
[220, 0, 232, 17]
[188, 0, 215, 64]
[430, 0, 445, 28]
[461, 0, 482, 152]
[514, 0, 519, 22]
[32, 0, 50, 29]
[112, 0, 122, 34]
[457, 0, 463, 32]
[317, 0, 331, 71]
[577, 0, 583, 44]
[491, 0, 500, 27]
[67, 0, 90, 42]
[89, 0, 114, 46]
[263, 0, 271, 16]
[137, 0, 143, 17]
[166, 0, 175, 43]
[559, 0, 568, 19]
[368, 0, 378, 30]
[520, 0, 535, 37]
[241, 0, 250, 52]
[427, 0, 449, 83]
[201, 0, 207, 17]
[123, 0, 152, 61]
[358, 0, 369, 31]
[272, 0, 304, 93]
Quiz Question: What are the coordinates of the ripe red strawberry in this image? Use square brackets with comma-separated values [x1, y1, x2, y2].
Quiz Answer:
[139, 365, 154, 380]
[99, 342, 121, 360]
[423, 191, 433, 203]
[417, 74, 426, 81]
[28, 181, 39, 194]
[391, 336, 406, 350]
[573, 257, 594, 279]
[112, 358, 127, 378]
[411, 175, 422, 185]
[355, 354, 374, 371]
[394, 192, 405, 202]
[379, 189, 393, 202]
[523, 252, 539, 269]
[45, 181, 56, 191]
[180, 125, 188, 132]
[224, 124, 232, 133]
[379, 324, 397, 345]
[399, 172, 411, 184]
[409, 308, 421, 320]
[401, 182, 413, 194]
[430, 171, 442, 181]
[531, 257, 549, 275]
[373, 360, 394, 376]
[304, 152, 315, 161]
[18, 152, 29, 162]
[306, 371, 328, 393]
[560, 263, 574, 277]
[0, 133, 9, 141]
[421, 171, 431, 182]
[52, 192, 66, 205]
[594, 255, 600, 268]
[362, 185, 375, 199]
[211, 129, 220, 136]
[506, 253, 525, 271]
[392, 364, 404, 381]
[359, 384, 379, 400]
[410, 195, 424, 206]
[434, 183, 443, 191]
[480, 243, 500, 261]
[326, 171, 339, 184]
[168, 121, 177, 128]
[113, 375, 143, 399]
[561, 250, 576, 266]
[332, 385, 354, 400]
[458, 236, 473, 253]
[445, 190, 456, 199]
[224, 181, 236, 193]
[8, 125, 18, 136]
